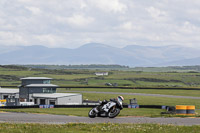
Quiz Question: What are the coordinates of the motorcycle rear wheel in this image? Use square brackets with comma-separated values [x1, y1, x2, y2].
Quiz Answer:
[88, 108, 96, 118]
[108, 108, 120, 118]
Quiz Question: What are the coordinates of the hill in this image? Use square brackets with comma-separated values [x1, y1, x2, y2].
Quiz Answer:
[1, 43, 200, 66]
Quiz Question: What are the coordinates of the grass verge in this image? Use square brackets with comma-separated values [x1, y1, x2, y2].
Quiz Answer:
[0, 108, 199, 117]
[0, 108, 165, 117]
[82, 93, 200, 108]
[0, 123, 200, 133]
[58, 88, 200, 97]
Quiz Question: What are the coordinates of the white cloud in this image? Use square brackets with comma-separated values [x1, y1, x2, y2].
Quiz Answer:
[66, 14, 94, 27]
[18, 0, 32, 3]
[117, 21, 143, 31]
[25, 6, 41, 15]
[120, 22, 133, 30]
[182, 21, 199, 34]
[35, 34, 65, 47]
[0, 31, 28, 45]
[90, 0, 127, 13]
[0, 0, 200, 49]
[146, 6, 168, 21]
[80, 1, 87, 9]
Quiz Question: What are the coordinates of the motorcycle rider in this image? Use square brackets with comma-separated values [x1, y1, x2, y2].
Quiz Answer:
[94, 95, 124, 113]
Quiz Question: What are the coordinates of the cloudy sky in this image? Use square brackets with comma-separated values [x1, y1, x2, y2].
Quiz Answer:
[0, 0, 200, 48]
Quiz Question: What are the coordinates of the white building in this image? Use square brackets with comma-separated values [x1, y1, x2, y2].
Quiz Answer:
[33, 93, 82, 105]
[95, 72, 108, 76]
[0, 88, 19, 99]
[0, 77, 83, 106]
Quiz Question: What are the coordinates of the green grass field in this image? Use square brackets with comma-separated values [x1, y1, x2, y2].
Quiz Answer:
[0, 108, 167, 117]
[1, 107, 200, 118]
[0, 123, 200, 133]
[58, 88, 200, 97]
[1, 65, 200, 118]
[81, 93, 200, 108]
[2, 65, 200, 88]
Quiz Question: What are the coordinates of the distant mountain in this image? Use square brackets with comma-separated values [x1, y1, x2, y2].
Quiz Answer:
[158, 57, 200, 66]
[123, 45, 200, 64]
[0, 43, 200, 67]
[0, 45, 21, 54]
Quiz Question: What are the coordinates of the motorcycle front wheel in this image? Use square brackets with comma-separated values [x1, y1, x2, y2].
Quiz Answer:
[88, 108, 96, 118]
[108, 108, 120, 118]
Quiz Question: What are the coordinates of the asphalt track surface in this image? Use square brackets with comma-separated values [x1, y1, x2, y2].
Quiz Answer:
[66, 91, 200, 99]
[0, 91, 199, 126]
[0, 112, 200, 125]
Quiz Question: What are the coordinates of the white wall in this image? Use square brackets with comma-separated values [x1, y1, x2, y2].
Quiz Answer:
[34, 94, 82, 105]
[57, 95, 82, 105]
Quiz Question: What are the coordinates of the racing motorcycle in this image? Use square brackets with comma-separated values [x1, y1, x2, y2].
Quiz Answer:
[88, 96, 124, 118]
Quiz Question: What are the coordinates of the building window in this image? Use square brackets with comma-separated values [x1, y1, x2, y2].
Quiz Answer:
[43, 80, 50, 84]
[34, 99, 37, 104]
[43, 88, 56, 93]
[40, 99, 45, 105]
[10, 98, 15, 102]
[49, 100, 56, 105]
[3, 95, 8, 99]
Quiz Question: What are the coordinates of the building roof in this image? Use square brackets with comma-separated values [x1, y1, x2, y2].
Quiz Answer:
[95, 72, 108, 75]
[95, 72, 108, 74]
[0, 88, 19, 94]
[25, 84, 58, 87]
[32, 93, 81, 98]
[20, 77, 52, 80]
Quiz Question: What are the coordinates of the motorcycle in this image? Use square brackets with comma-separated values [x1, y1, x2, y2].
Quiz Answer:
[88, 99, 123, 118]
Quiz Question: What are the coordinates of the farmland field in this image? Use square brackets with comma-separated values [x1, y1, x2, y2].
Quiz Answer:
[1, 65, 200, 88]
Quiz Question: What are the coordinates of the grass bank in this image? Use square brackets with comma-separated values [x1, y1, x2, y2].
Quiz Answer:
[58, 88, 200, 97]
[82, 93, 200, 109]
[0, 108, 165, 117]
[0, 123, 200, 133]
[1, 108, 199, 117]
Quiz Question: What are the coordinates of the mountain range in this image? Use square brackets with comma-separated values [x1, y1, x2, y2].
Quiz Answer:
[0, 43, 200, 67]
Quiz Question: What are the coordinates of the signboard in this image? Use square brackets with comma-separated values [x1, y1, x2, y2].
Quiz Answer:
[0, 99, 6, 106]
[39, 105, 54, 108]
[20, 102, 34, 106]
[0, 103, 5, 106]
[128, 105, 139, 108]
[0, 99, 6, 103]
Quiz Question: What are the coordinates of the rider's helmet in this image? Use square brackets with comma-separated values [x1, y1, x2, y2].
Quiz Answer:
[117, 95, 124, 102]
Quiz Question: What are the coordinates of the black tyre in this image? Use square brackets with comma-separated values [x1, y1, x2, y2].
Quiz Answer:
[108, 108, 120, 118]
[88, 108, 96, 118]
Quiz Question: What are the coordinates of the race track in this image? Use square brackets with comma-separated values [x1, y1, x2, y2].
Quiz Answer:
[0, 112, 200, 125]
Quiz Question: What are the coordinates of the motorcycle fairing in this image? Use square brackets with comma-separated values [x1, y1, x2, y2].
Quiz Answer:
[102, 101, 116, 112]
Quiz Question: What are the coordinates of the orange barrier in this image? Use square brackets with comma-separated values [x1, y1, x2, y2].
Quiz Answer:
[176, 105, 187, 115]
[187, 105, 195, 115]
[176, 105, 195, 115]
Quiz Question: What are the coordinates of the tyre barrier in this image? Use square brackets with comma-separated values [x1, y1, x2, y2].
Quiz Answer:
[176, 105, 187, 115]
[0, 104, 174, 111]
[187, 105, 195, 115]
[176, 105, 195, 115]
[0, 105, 39, 109]
[0, 104, 96, 109]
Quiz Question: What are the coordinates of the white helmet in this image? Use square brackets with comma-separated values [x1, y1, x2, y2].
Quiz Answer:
[118, 96, 124, 101]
